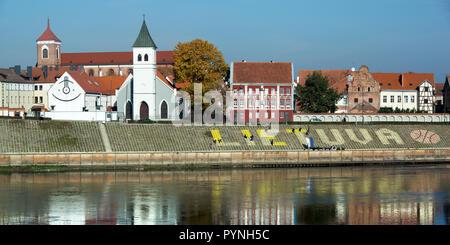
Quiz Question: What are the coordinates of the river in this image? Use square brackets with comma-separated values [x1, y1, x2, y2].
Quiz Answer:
[0, 164, 449, 225]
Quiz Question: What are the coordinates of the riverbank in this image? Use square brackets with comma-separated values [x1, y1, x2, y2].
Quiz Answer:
[0, 148, 448, 173]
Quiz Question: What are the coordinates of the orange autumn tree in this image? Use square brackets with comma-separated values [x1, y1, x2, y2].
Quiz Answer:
[173, 39, 229, 108]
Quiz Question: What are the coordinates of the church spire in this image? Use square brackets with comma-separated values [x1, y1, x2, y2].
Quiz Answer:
[133, 17, 157, 48]
[37, 17, 61, 42]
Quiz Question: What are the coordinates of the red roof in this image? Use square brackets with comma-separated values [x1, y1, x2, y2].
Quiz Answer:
[233, 62, 292, 84]
[156, 71, 175, 90]
[66, 71, 108, 94]
[61, 51, 174, 66]
[372, 72, 434, 90]
[37, 19, 61, 42]
[30, 66, 72, 82]
[297, 69, 351, 94]
[93, 76, 128, 95]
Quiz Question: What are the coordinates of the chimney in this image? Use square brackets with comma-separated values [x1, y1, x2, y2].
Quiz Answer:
[14, 65, 21, 76]
[27, 66, 32, 79]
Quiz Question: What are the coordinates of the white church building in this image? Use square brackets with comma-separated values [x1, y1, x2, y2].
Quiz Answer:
[116, 19, 178, 121]
[44, 19, 178, 122]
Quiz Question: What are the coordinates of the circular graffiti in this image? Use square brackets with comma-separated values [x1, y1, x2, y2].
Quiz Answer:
[410, 130, 440, 144]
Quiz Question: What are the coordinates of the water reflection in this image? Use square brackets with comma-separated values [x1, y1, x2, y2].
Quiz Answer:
[0, 165, 449, 225]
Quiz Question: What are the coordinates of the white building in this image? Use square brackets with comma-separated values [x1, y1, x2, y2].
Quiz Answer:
[116, 19, 178, 121]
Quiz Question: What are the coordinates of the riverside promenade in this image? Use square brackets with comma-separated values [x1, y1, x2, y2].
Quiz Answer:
[0, 119, 448, 170]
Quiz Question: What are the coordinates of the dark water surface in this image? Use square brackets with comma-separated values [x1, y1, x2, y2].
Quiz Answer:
[0, 164, 449, 225]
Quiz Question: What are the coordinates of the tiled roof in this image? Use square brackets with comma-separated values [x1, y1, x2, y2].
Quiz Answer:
[93, 76, 128, 95]
[233, 62, 292, 84]
[435, 83, 444, 96]
[0, 69, 30, 82]
[297, 69, 351, 94]
[156, 71, 175, 90]
[66, 71, 108, 95]
[61, 51, 174, 66]
[30, 66, 72, 82]
[372, 72, 434, 90]
[37, 19, 61, 42]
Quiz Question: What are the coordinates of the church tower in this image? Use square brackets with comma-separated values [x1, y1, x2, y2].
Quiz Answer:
[36, 18, 61, 68]
[132, 18, 157, 120]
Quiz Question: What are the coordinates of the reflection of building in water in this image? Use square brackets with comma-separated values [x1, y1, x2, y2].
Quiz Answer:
[131, 191, 178, 225]
[229, 198, 295, 225]
[48, 190, 86, 225]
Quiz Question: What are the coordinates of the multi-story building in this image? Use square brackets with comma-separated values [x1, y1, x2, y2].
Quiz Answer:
[373, 72, 435, 113]
[297, 66, 380, 113]
[0, 68, 34, 116]
[230, 62, 294, 123]
[444, 76, 450, 113]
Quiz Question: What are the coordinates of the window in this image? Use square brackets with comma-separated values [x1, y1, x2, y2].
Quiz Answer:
[354, 98, 358, 103]
[424, 87, 429, 92]
[249, 88, 253, 94]
[358, 87, 360, 92]
[271, 112, 275, 118]
[89, 69, 94, 76]
[144, 54, 149, 61]
[271, 88, 275, 94]
[39, 97, 43, 103]
[424, 99, 428, 104]
[280, 88, 284, 94]
[286, 99, 291, 107]
[233, 99, 238, 107]
[264, 88, 269, 94]
[239, 88, 244, 95]
[368, 87, 371, 92]
[138, 54, 142, 61]
[108, 69, 115, 76]
[265, 99, 269, 108]
[248, 99, 253, 107]
[43, 48, 48, 59]
[39, 85, 43, 91]
[280, 112, 284, 118]
[56, 47, 59, 59]
[411, 96, 415, 103]
[34, 85, 38, 91]
[239, 99, 244, 108]
[256, 88, 260, 94]
[265, 111, 268, 119]
[369, 98, 373, 103]
[249, 112, 253, 120]
[383, 96, 387, 103]
[286, 88, 290, 94]
[404, 96, 408, 103]
[256, 111, 260, 119]
[390, 96, 394, 103]
[280, 100, 285, 107]
[35, 97, 38, 103]
[398, 96, 401, 103]
[256, 100, 260, 107]
[240, 112, 244, 119]
[233, 88, 237, 94]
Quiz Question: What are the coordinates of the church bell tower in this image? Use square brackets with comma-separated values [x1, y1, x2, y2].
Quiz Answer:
[36, 18, 62, 68]
[132, 17, 157, 120]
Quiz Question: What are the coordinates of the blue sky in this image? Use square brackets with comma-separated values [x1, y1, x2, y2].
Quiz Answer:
[0, 0, 449, 82]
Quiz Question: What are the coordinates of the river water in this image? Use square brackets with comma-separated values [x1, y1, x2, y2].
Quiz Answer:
[0, 164, 449, 225]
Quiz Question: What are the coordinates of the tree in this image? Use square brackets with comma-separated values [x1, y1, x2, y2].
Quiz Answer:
[173, 39, 230, 106]
[295, 71, 342, 113]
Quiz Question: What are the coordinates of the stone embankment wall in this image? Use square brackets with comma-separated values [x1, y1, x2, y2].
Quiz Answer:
[1, 149, 449, 168]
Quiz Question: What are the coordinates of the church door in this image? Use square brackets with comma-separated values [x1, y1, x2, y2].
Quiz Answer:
[161, 101, 168, 119]
[140, 102, 149, 120]
[125, 101, 132, 120]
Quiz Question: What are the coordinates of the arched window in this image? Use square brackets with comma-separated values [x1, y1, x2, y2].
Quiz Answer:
[43, 48, 48, 59]
[161, 101, 168, 119]
[144, 54, 149, 61]
[88, 69, 94, 76]
[138, 54, 142, 62]
[108, 69, 115, 76]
